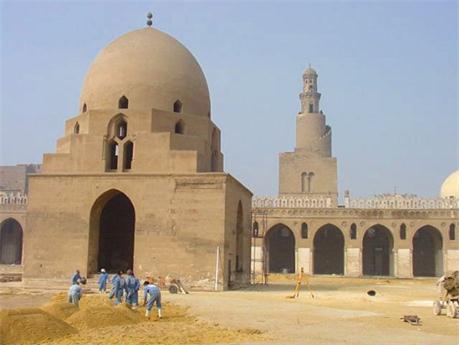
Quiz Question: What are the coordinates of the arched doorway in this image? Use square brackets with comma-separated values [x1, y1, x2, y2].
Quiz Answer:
[265, 224, 295, 273]
[413, 226, 443, 277]
[89, 190, 135, 273]
[313, 224, 344, 274]
[0, 219, 23, 264]
[362, 225, 394, 276]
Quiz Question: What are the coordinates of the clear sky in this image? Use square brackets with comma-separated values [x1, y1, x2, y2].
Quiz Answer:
[1, 0, 457, 199]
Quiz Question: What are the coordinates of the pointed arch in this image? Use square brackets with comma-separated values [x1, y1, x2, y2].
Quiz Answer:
[175, 120, 185, 134]
[107, 113, 128, 138]
[313, 224, 344, 274]
[362, 224, 394, 276]
[173, 100, 182, 113]
[301, 223, 308, 239]
[123, 141, 134, 170]
[118, 95, 129, 109]
[107, 140, 119, 170]
[116, 120, 127, 139]
[82, 103, 87, 113]
[88, 189, 135, 273]
[0, 218, 23, 265]
[74, 122, 80, 134]
[265, 223, 295, 273]
[400, 223, 407, 240]
[413, 225, 443, 277]
[350, 223, 357, 239]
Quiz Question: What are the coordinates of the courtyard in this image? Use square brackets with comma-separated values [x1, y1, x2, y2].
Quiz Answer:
[1, 276, 458, 345]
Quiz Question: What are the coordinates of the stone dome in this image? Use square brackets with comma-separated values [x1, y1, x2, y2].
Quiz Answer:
[303, 67, 317, 76]
[80, 27, 210, 116]
[440, 170, 459, 198]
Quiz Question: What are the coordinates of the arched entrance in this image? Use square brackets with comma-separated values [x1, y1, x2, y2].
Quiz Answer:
[362, 225, 394, 276]
[313, 224, 344, 274]
[265, 224, 295, 273]
[89, 190, 135, 273]
[0, 219, 23, 264]
[413, 226, 443, 277]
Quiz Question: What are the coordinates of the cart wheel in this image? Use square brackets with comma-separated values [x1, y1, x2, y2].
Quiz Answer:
[168, 284, 178, 294]
[433, 300, 442, 316]
[446, 302, 456, 318]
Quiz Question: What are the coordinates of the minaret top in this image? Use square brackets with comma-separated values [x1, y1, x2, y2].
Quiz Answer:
[303, 65, 318, 77]
[299, 66, 321, 114]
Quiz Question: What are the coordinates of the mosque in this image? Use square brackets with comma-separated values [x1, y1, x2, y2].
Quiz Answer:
[0, 18, 458, 289]
[251, 68, 458, 279]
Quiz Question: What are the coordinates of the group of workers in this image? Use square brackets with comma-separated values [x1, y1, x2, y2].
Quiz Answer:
[67, 268, 162, 318]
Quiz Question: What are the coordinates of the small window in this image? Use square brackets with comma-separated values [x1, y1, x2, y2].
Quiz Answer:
[119, 96, 129, 109]
[450, 224, 456, 240]
[301, 223, 308, 239]
[74, 122, 80, 134]
[116, 120, 127, 139]
[109, 141, 118, 170]
[82, 103, 87, 113]
[253, 221, 259, 237]
[350, 223, 357, 239]
[400, 223, 407, 240]
[124, 141, 134, 170]
[175, 120, 185, 134]
[173, 100, 182, 113]
[308, 103, 313, 113]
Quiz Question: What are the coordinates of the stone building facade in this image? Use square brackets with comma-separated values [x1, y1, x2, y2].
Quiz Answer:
[1, 25, 253, 290]
[1, 25, 457, 287]
[251, 68, 458, 279]
[0, 165, 39, 278]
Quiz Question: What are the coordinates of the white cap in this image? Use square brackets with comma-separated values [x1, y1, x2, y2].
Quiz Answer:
[101, 268, 106, 273]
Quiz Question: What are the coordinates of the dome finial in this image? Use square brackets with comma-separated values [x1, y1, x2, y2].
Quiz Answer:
[146, 12, 153, 27]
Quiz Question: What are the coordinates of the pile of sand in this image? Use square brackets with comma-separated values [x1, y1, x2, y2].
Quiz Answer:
[0, 308, 77, 345]
[65, 296, 144, 329]
[2, 293, 266, 345]
[41, 293, 79, 320]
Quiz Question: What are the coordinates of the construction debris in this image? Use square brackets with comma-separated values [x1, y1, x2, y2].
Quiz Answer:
[401, 315, 421, 326]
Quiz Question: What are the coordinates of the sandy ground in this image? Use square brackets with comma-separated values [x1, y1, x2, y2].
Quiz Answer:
[1, 276, 458, 345]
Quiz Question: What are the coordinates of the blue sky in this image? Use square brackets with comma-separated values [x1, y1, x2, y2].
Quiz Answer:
[1, 0, 457, 198]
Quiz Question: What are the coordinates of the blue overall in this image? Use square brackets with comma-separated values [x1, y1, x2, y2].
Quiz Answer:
[133, 278, 141, 306]
[71, 272, 81, 285]
[125, 275, 138, 305]
[144, 284, 161, 311]
[98, 272, 109, 292]
[109, 274, 125, 304]
[68, 284, 82, 307]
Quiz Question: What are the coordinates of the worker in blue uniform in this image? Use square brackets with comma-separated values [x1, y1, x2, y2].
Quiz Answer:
[143, 280, 162, 318]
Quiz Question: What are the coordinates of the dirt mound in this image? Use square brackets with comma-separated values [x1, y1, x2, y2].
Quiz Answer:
[0, 308, 77, 345]
[64, 295, 144, 329]
[41, 293, 79, 320]
[1, 293, 267, 345]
